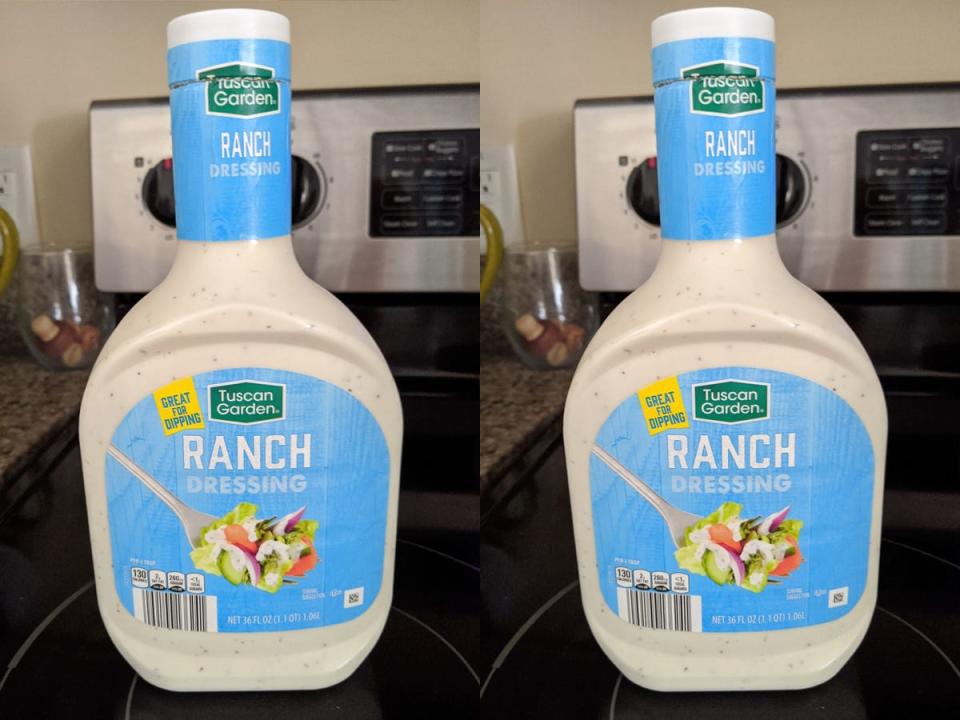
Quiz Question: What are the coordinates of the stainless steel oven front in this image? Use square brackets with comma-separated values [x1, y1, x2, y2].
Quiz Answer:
[575, 84, 960, 292]
[91, 84, 479, 293]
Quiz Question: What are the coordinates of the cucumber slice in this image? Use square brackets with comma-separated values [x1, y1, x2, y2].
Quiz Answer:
[218, 548, 248, 585]
[703, 550, 731, 586]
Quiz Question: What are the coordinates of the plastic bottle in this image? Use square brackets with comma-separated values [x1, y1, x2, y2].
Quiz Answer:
[79, 9, 402, 691]
[564, 7, 886, 691]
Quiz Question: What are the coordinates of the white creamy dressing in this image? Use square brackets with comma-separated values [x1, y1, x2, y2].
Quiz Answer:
[773, 540, 791, 561]
[564, 234, 887, 692]
[688, 521, 748, 562]
[695, 540, 734, 565]
[223, 543, 249, 573]
[688, 527, 710, 545]
[256, 539, 293, 565]
[202, 527, 233, 567]
[740, 538, 776, 563]
[748, 572, 765, 587]
[240, 516, 259, 542]
[757, 516, 778, 536]
[725, 518, 744, 542]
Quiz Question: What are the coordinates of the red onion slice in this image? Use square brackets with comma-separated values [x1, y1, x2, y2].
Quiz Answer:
[757, 505, 790, 535]
[272, 505, 307, 535]
[721, 545, 746, 585]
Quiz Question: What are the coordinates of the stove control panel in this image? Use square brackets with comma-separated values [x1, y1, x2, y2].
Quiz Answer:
[575, 85, 960, 291]
[370, 129, 480, 237]
[855, 128, 959, 236]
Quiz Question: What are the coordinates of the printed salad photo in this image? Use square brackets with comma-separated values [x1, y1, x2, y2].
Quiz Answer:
[674, 502, 803, 592]
[189, 502, 320, 593]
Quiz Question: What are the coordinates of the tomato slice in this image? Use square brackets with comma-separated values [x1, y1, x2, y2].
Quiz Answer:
[770, 536, 803, 576]
[708, 524, 742, 553]
[285, 536, 319, 577]
[223, 524, 257, 553]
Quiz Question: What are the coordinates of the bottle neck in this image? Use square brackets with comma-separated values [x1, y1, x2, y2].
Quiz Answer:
[651, 234, 790, 281]
[164, 235, 301, 288]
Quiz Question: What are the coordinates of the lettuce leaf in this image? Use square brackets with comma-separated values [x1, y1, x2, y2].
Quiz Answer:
[715, 501, 743, 523]
[222, 501, 258, 526]
[189, 543, 222, 576]
[674, 544, 706, 576]
[774, 518, 803, 538]
[287, 518, 319, 542]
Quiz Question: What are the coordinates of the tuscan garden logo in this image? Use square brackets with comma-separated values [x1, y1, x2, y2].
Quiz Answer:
[208, 381, 285, 424]
[196, 62, 280, 119]
[681, 60, 764, 117]
[692, 379, 769, 424]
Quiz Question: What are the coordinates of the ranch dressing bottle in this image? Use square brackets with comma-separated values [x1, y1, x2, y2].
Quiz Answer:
[564, 7, 886, 690]
[79, 9, 401, 690]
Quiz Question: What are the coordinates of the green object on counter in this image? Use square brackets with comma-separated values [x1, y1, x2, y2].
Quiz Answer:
[0, 207, 20, 296]
[480, 204, 503, 303]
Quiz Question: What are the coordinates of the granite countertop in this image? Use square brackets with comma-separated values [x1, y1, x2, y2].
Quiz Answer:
[0, 355, 89, 481]
[480, 354, 573, 488]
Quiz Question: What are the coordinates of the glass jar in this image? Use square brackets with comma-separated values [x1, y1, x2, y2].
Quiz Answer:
[17, 248, 115, 370]
[500, 247, 598, 370]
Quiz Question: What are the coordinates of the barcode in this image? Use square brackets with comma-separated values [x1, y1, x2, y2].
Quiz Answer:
[133, 588, 218, 632]
[616, 588, 702, 632]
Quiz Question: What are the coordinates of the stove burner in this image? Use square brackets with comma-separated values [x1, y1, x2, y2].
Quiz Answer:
[125, 605, 477, 719]
[481, 540, 960, 718]
[1, 542, 479, 719]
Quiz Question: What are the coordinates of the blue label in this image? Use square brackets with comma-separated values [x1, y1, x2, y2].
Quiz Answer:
[106, 368, 390, 633]
[167, 39, 291, 241]
[591, 367, 874, 633]
[653, 37, 776, 240]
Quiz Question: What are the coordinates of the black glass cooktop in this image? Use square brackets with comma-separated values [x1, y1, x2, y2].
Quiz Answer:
[0, 435, 480, 719]
[481, 434, 960, 718]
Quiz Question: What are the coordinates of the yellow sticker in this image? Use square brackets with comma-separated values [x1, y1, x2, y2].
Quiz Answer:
[153, 377, 205, 436]
[637, 376, 689, 435]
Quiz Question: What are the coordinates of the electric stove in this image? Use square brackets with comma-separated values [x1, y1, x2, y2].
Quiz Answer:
[480, 361, 960, 717]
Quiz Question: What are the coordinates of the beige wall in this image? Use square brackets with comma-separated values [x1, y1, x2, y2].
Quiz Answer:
[5, 0, 957, 251]
[0, 0, 478, 249]
[480, 0, 960, 248]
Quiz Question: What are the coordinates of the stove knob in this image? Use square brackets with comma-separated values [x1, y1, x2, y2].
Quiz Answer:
[292, 155, 324, 228]
[142, 158, 176, 227]
[626, 157, 660, 225]
[776, 154, 806, 226]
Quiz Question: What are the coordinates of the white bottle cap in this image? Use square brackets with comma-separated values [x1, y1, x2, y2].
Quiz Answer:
[652, 7, 774, 47]
[167, 8, 290, 49]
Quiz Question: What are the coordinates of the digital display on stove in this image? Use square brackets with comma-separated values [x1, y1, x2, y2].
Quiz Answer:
[854, 128, 960, 236]
[369, 129, 480, 238]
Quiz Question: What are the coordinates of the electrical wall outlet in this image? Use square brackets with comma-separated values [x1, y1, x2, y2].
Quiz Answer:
[480, 143, 523, 252]
[0, 145, 39, 249]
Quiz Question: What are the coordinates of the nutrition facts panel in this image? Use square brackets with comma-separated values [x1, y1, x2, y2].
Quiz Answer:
[854, 127, 960, 236]
[369, 128, 480, 238]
